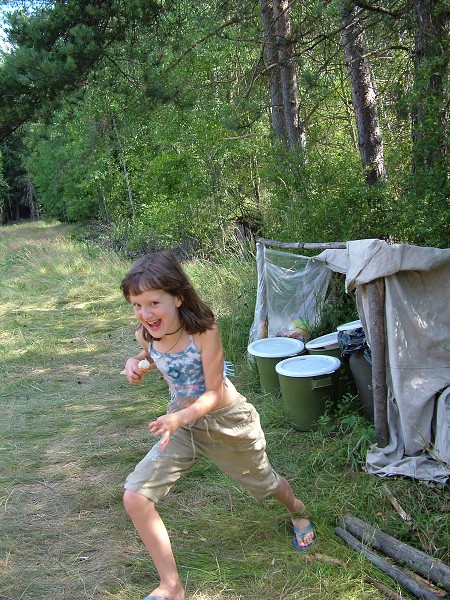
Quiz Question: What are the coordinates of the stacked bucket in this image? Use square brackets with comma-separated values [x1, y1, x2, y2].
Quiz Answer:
[248, 320, 362, 431]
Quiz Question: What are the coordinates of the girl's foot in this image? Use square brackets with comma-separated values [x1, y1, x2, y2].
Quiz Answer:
[290, 499, 316, 551]
[292, 517, 316, 551]
[144, 584, 185, 600]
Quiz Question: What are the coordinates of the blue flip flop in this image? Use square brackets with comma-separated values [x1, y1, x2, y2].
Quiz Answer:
[293, 521, 316, 552]
[143, 596, 166, 600]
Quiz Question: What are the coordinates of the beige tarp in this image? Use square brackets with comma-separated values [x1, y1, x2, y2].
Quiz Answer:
[315, 239, 450, 481]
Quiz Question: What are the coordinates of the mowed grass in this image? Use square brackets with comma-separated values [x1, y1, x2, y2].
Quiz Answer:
[0, 221, 448, 600]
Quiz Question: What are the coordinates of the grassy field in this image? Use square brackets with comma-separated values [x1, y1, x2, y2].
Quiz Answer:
[1, 221, 448, 600]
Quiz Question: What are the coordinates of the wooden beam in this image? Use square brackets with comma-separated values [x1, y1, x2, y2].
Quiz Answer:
[364, 577, 402, 600]
[257, 238, 346, 250]
[367, 278, 388, 447]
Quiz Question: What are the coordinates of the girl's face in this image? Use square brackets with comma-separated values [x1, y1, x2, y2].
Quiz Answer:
[129, 289, 182, 337]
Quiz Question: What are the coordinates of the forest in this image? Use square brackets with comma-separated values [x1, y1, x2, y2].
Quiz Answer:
[0, 0, 448, 252]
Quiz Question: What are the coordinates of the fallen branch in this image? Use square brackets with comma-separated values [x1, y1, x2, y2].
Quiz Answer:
[364, 576, 402, 600]
[341, 515, 450, 592]
[304, 553, 345, 565]
[335, 527, 443, 600]
[382, 484, 416, 530]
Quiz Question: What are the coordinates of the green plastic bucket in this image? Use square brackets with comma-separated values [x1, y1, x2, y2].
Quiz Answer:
[276, 355, 341, 431]
[248, 337, 305, 393]
[305, 332, 341, 359]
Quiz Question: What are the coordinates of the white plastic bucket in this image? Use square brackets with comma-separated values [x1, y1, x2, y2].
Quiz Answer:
[276, 355, 341, 430]
[248, 337, 305, 393]
[336, 319, 362, 332]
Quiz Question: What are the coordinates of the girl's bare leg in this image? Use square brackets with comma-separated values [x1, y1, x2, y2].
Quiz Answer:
[124, 490, 185, 600]
[271, 476, 315, 549]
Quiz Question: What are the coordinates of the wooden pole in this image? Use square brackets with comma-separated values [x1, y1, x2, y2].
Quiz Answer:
[257, 238, 346, 250]
[367, 278, 389, 447]
[255, 241, 268, 338]
[341, 515, 450, 592]
[335, 527, 443, 600]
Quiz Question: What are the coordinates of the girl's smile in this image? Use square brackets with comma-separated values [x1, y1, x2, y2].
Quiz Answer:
[129, 289, 182, 338]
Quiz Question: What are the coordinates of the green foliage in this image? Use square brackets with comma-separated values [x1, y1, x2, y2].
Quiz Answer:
[0, 0, 448, 249]
[0, 0, 164, 139]
[308, 274, 358, 340]
[316, 398, 376, 472]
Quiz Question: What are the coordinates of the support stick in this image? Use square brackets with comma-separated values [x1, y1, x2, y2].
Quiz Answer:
[367, 278, 388, 447]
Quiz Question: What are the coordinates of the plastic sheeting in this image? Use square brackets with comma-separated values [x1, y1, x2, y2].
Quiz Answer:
[249, 246, 332, 344]
[338, 327, 372, 363]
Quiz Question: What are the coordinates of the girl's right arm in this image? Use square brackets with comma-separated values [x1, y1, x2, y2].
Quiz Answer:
[124, 328, 156, 384]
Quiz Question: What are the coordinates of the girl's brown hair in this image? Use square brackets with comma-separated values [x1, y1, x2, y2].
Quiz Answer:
[121, 251, 215, 340]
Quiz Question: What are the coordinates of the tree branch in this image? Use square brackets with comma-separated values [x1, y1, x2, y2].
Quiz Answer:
[351, 0, 401, 19]
[164, 17, 241, 73]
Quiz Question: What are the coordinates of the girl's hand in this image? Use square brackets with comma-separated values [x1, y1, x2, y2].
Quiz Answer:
[125, 357, 148, 384]
[149, 413, 181, 450]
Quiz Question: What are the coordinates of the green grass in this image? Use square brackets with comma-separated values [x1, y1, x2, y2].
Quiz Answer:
[0, 220, 448, 600]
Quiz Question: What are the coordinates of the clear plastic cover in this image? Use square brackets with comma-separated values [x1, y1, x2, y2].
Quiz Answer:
[249, 246, 332, 344]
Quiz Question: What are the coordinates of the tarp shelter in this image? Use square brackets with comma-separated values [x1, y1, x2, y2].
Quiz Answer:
[250, 238, 450, 482]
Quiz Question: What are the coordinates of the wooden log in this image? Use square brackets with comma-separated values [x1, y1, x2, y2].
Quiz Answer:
[341, 515, 450, 592]
[257, 238, 346, 250]
[367, 278, 389, 447]
[335, 527, 443, 600]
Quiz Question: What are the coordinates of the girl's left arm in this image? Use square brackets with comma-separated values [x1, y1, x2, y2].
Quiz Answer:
[149, 324, 226, 448]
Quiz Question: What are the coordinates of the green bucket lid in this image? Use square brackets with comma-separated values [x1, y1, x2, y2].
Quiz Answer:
[248, 337, 305, 358]
[276, 355, 341, 377]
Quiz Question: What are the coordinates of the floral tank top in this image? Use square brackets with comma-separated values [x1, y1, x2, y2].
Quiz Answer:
[150, 336, 206, 406]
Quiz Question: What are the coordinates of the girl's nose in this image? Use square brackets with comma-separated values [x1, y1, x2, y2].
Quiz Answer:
[141, 306, 153, 320]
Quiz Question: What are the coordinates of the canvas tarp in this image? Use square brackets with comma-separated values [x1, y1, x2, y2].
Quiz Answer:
[314, 239, 450, 482]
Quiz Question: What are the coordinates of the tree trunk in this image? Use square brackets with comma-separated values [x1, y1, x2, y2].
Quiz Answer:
[412, 0, 448, 170]
[259, 0, 288, 143]
[340, 0, 386, 185]
[24, 172, 40, 220]
[112, 116, 136, 225]
[100, 187, 110, 225]
[273, 0, 306, 151]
